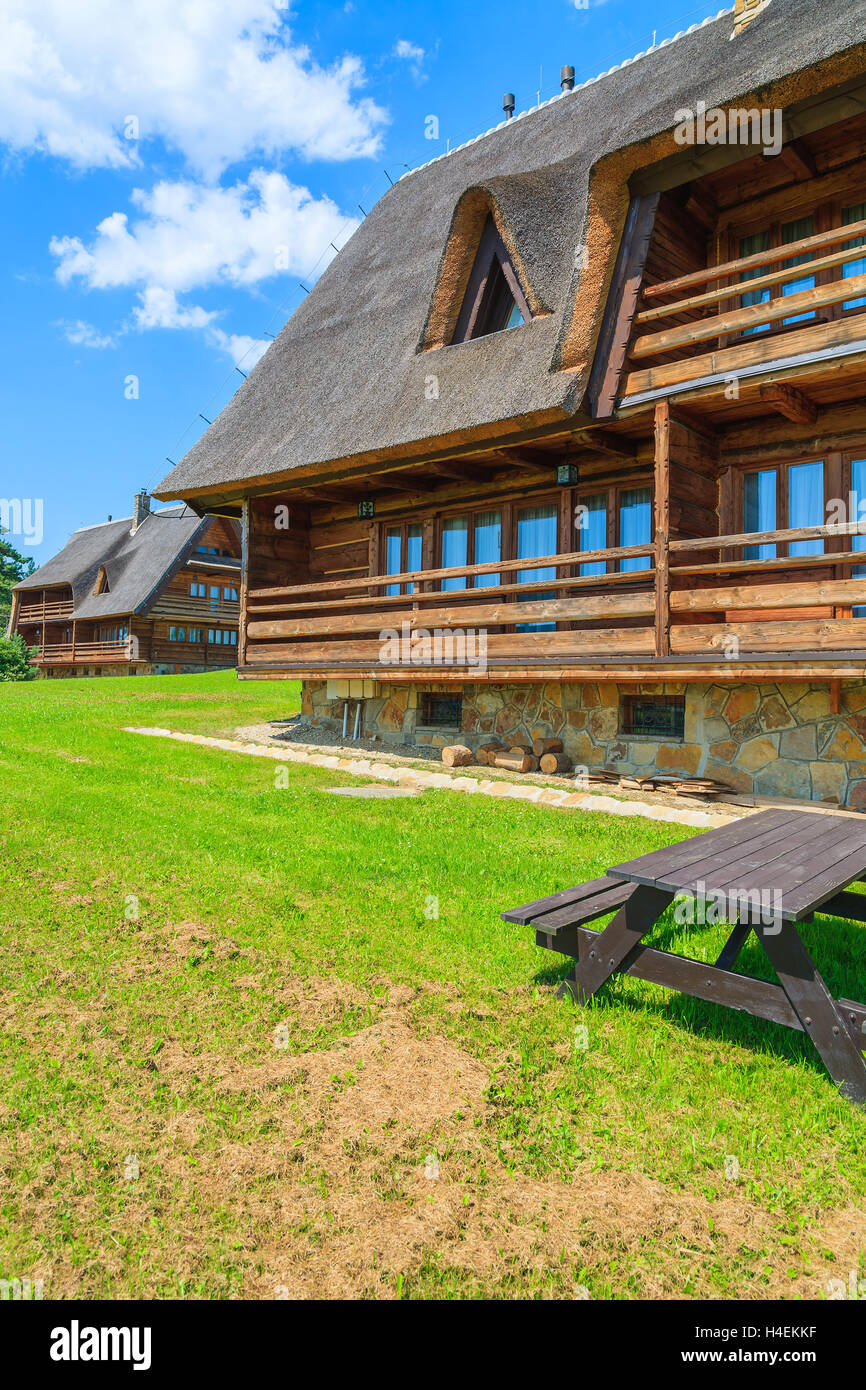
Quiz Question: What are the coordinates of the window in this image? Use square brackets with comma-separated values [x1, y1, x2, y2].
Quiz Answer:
[780, 216, 816, 325]
[574, 485, 652, 574]
[438, 508, 502, 590]
[577, 493, 607, 576]
[206, 629, 237, 646]
[440, 516, 468, 591]
[739, 230, 771, 334]
[619, 488, 652, 572]
[743, 461, 824, 560]
[187, 628, 204, 642]
[223, 585, 238, 602]
[98, 625, 127, 642]
[621, 695, 685, 740]
[842, 202, 866, 311]
[419, 693, 461, 727]
[384, 522, 422, 595]
[744, 469, 777, 560]
[190, 582, 205, 597]
[209, 585, 220, 610]
[169, 626, 186, 641]
[196, 545, 218, 555]
[451, 217, 529, 343]
[516, 503, 558, 632]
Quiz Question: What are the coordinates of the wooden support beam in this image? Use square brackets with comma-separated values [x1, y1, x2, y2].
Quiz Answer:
[586, 192, 660, 418]
[758, 382, 818, 425]
[775, 139, 817, 182]
[831, 678, 841, 715]
[573, 429, 637, 461]
[654, 399, 671, 658]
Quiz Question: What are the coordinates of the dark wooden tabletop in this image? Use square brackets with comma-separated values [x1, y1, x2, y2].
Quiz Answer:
[606, 807, 866, 922]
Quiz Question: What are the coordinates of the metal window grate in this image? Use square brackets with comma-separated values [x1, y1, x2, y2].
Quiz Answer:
[420, 693, 462, 728]
[620, 694, 685, 739]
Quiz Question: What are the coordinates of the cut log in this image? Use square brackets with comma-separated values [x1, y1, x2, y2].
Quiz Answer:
[539, 752, 573, 774]
[441, 744, 473, 768]
[532, 737, 563, 757]
[493, 752, 535, 773]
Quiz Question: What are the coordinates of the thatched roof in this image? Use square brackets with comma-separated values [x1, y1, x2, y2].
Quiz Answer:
[155, 0, 864, 504]
[15, 505, 212, 619]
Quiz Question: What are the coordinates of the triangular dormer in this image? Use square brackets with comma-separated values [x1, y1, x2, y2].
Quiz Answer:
[451, 216, 529, 342]
[420, 189, 539, 351]
[92, 565, 110, 595]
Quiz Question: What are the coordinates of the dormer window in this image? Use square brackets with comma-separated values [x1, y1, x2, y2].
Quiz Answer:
[451, 217, 530, 343]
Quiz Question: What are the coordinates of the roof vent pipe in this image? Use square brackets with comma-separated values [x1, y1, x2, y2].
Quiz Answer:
[560, 66, 575, 92]
[502, 92, 515, 120]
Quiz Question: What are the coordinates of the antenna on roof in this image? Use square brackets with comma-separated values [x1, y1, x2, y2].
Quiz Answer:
[503, 92, 515, 120]
[561, 65, 575, 92]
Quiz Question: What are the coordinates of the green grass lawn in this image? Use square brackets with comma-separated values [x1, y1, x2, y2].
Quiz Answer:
[1, 669, 865, 1300]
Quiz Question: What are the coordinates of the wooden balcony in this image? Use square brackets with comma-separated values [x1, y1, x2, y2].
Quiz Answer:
[33, 639, 134, 664]
[622, 217, 866, 405]
[150, 594, 240, 621]
[18, 599, 74, 623]
[242, 523, 866, 683]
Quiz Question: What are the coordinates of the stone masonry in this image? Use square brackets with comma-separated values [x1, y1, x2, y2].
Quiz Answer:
[302, 677, 866, 809]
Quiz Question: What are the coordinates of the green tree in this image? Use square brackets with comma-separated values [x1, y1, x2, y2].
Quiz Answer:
[0, 632, 37, 682]
[1, 528, 36, 631]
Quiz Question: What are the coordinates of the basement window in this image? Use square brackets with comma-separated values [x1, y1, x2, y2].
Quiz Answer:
[419, 693, 462, 728]
[620, 695, 685, 741]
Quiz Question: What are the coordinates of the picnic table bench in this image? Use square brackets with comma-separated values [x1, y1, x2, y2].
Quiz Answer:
[501, 807, 866, 1104]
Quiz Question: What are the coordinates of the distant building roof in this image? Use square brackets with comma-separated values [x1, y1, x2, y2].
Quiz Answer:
[15, 505, 214, 619]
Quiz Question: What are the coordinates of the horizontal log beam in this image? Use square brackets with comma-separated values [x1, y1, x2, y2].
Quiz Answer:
[671, 576, 866, 614]
[247, 591, 655, 640]
[642, 217, 866, 300]
[635, 243, 866, 324]
[624, 314, 866, 397]
[249, 543, 654, 600]
[670, 520, 866, 554]
[632, 273, 866, 358]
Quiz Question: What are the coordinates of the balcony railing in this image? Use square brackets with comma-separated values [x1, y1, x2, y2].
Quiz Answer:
[623, 216, 866, 400]
[242, 523, 866, 676]
[18, 599, 74, 623]
[150, 594, 240, 620]
[33, 639, 134, 663]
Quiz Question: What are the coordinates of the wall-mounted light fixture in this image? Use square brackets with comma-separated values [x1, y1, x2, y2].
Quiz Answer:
[358, 499, 375, 519]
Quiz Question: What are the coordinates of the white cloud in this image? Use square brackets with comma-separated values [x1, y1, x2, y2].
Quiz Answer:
[0, 0, 388, 175]
[394, 39, 425, 63]
[393, 39, 426, 80]
[57, 318, 115, 348]
[207, 329, 269, 370]
[131, 288, 217, 332]
[50, 170, 357, 294]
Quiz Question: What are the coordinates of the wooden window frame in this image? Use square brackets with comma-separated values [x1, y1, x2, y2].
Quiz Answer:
[451, 217, 530, 344]
[736, 452, 839, 561]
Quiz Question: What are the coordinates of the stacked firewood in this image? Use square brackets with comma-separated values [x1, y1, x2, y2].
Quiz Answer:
[440, 744, 731, 800]
[442, 738, 573, 776]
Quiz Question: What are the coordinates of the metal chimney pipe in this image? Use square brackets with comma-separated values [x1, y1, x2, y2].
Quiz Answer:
[502, 92, 515, 120]
[561, 65, 575, 92]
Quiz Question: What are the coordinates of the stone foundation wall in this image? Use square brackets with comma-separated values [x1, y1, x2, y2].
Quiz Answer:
[302, 678, 866, 808]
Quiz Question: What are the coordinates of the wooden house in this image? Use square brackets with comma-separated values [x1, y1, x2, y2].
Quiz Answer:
[155, 0, 866, 806]
[8, 492, 241, 677]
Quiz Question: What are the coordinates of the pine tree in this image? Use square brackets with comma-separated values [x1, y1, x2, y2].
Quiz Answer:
[0, 528, 36, 630]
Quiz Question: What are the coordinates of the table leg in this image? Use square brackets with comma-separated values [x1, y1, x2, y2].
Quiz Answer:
[558, 885, 673, 1004]
[757, 921, 866, 1105]
[714, 920, 753, 971]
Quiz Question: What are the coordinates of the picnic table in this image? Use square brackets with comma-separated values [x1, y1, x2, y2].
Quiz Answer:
[502, 807, 866, 1104]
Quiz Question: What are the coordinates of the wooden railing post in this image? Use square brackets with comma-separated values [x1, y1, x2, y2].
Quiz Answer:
[654, 399, 671, 658]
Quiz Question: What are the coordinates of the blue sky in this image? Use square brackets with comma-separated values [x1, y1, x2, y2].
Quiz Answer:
[2, 0, 728, 567]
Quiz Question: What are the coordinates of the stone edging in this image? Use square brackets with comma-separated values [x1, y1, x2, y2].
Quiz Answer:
[124, 726, 738, 829]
